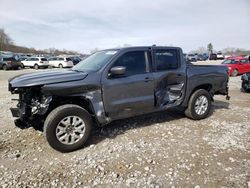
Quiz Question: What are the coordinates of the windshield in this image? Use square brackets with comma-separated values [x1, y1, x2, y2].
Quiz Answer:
[222, 59, 237, 64]
[72, 50, 117, 72]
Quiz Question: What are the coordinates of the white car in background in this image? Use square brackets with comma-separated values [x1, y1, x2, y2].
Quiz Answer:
[21, 57, 49, 69]
[216, 52, 225, 60]
[48, 57, 74, 68]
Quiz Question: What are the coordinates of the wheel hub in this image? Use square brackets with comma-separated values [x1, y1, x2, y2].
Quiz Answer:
[55, 116, 86, 145]
[194, 95, 208, 115]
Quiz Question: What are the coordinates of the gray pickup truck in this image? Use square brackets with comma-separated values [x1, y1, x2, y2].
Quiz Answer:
[9, 46, 229, 152]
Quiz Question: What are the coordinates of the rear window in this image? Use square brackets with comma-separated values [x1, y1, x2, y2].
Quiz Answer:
[155, 49, 179, 71]
[41, 58, 47, 61]
[66, 58, 72, 61]
[3, 57, 15, 61]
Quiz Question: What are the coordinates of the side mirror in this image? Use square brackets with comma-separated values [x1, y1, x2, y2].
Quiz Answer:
[109, 66, 126, 77]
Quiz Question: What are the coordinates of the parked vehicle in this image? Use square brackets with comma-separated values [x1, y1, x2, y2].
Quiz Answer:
[21, 57, 49, 69]
[48, 57, 74, 68]
[241, 73, 250, 92]
[216, 52, 225, 60]
[0, 56, 22, 70]
[187, 54, 198, 62]
[209, 53, 217, 60]
[67, 56, 82, 65]
[9, 46, 229, 152]
[18, 57, 28, 61]
[197, 54, 208, 61]
[221, 57, 250, 76]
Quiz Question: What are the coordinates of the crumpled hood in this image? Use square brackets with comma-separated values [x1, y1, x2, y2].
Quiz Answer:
[9, 70, 88, 88]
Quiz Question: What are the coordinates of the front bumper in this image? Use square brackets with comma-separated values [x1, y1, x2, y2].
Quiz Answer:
[14, 119, 30, 129]
[10, 108, 20, 117]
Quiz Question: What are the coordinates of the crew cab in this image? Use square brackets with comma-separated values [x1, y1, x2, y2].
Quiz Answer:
[8, 46, 230, 152]
[221, 56, 250, 76]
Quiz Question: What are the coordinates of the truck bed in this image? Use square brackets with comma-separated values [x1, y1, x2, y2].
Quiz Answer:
[181, 64, 229, 107]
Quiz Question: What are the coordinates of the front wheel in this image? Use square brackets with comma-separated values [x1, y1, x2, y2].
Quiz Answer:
[185, 89, 211, 120]
[44, 104, 92, 152]
[232, 69, 238, 77]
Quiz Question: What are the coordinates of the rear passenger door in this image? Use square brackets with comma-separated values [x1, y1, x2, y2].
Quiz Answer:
[152, 48, 186, 109]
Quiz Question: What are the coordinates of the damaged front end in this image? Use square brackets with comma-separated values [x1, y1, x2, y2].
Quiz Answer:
[9, 86, 52, 129]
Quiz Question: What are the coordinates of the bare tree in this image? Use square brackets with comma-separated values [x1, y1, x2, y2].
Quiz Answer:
[207, 43, 213, 53]
[0, 28, 14, 51]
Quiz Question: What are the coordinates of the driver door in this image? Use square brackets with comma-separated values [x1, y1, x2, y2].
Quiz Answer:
[101, 49, 155, 120]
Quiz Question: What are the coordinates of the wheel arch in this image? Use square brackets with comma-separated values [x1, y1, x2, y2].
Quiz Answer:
[48, 96, 95, 116]
[181, 83, 213, 107]
[231, 68, 238, 76]
[46, 93, 109, 126]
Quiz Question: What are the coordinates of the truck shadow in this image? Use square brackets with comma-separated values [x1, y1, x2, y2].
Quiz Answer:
[86, 108, 185, 147]
[86, 100, 230, 147]
[211, 100, 230, 111]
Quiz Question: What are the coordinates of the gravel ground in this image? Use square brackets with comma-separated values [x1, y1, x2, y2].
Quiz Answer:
[0, 62, 250, 187]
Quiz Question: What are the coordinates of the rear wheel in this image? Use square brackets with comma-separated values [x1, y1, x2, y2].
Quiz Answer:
[185, 89, 211, 120]
[34, 64, 39, 70]
[232, 69, 238, 77]
[20, 63, 24, 69]
[59, 64, 63, 68]
[2, 64, 8, 71]
[44, 104, 92, 152]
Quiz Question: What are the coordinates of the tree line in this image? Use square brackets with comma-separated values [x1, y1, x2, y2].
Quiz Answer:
[0, 28, 79, 55]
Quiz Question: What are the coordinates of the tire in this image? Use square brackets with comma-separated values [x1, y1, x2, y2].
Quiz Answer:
[232, 69, 238, 77]
[2, 64, 8, 71]
[59, 64, 63, 68]
[21, 63, 24, 69]
[44, 104, 92, 152]
[241, 82, 250, 93]
[185, 89, 212, 120]
[34, 64, 39, 70]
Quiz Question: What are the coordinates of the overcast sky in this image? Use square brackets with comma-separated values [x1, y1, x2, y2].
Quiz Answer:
[0, 0, 249, 53]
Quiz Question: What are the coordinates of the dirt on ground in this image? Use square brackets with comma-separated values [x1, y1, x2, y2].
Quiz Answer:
[0, 61, 250, 188]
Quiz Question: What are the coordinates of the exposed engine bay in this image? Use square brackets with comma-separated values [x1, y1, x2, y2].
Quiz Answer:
[10, 87, 52, 120]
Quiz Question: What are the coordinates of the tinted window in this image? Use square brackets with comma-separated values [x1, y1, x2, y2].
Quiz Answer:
[30, 58, 38, 61]
[112, 51, 146, 76]
[222, 59, 237, 64]
[240, 59, 248, 63]
[155, 49, 178, 71]
[58, 57, 64, 61]
[3, 57, 13, 61]
[41, 58, 47, 61]
[66, 57, 72, 61]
